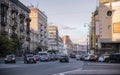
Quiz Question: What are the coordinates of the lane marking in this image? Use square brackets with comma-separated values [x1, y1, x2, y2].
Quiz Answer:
[52, 68, 82, 75]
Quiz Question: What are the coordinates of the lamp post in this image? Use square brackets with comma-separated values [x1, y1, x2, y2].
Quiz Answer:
[84, 23, 90, 53]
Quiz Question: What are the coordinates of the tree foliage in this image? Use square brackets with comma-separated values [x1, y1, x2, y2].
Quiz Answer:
[0, 35, 14, 56]
[0, 34, 20, 56]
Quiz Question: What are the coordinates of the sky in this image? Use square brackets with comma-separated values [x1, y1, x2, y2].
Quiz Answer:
[20, 0, 98, 44]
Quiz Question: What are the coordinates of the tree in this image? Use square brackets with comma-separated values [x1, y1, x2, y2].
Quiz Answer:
[10, 33, 20, 53]
[0, 35, 15, 56]
[37, 46, 42, 52]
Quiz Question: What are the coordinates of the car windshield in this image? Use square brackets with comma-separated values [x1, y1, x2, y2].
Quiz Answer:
[39, 53, 47, 56]
[6, 55, 14, 58]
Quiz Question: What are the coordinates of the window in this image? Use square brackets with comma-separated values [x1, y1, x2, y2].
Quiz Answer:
[1, 4, 8, 24]
[107, 10, 112, 16]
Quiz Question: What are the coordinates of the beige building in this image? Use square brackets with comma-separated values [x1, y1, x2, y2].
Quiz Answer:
[90, 0, 120, 55]
[29, 6, 48, 52]
[98, 0, 120, 54]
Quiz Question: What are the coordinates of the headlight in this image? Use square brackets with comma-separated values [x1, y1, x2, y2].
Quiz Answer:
[5, 58, 7, 60]
[12, 58, 15, 60]
[46, 57, 48, 59]
[27, 58, 29, 60]
[34, 58, 36, 60]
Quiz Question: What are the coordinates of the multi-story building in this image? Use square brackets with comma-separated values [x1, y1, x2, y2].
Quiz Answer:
[90, 8, 99, 54]
[62, 35, 73, 54]
[0, 0, 31, 56]
[30, 29, 39, 53]
[47, 25, 59, 52]
[90, 0, 120, 55]
[73, 44, 84, 51]
[29, 6, 48, 52]
[58, 36, 64, 53]
[98, 0, 120, 54]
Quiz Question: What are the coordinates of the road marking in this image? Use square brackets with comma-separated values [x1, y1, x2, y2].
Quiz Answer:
[53, 69, 120, 75]
[53, 73, 65, 75]
[52, 68, 82, 75]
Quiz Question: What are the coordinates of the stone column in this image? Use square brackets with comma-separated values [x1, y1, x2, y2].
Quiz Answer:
[26, 17, 31, 53]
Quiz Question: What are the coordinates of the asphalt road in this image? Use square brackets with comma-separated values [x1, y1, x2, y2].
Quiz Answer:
[0, 59, 84, 75]
[0, 59, 120, 75]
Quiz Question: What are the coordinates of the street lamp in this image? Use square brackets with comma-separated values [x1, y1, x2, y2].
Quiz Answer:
[84, 23, 90, 53]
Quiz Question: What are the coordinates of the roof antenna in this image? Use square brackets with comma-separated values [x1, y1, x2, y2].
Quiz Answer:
[36, 0, 39, 8]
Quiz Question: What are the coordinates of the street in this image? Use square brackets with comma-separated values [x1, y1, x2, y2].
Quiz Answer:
[0, 58, 120, 75]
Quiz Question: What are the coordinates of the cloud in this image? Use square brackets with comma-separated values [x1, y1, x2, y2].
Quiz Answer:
[58, 25, 76, 30]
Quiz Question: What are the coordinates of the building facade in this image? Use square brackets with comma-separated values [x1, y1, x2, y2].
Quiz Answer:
[47, 25, 59, 52]
[90, 0, 120, 55]
[62, 35, 73, 54]
[99, 1, 120, 54]
[58, 36, 64, 53]
[0, 0, 31, 56]
[29, 6, 48, 52]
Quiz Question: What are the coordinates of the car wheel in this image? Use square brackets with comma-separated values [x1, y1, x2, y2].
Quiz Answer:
[13, 61, 16, 63]
[5, 61, 7, 64]
[67, 60, 69, 62]
[108, 60, 111, 63]
[60, 60, 62, 62]
[26, 61, 28, 64]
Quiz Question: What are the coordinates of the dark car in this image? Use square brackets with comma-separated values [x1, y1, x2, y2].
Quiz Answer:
[105, 53, 120, 63]
[24, 54, 36, 64]
[59, 54, 69, 62]
[70, 53, 76, 58]
[4, 54, 16, 63]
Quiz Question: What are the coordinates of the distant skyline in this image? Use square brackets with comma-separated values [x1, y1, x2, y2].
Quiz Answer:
[20, 0, 98, 44]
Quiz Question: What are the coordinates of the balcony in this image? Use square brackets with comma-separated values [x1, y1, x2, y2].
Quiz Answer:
[1, 30, 8, 35]
[1, 22, 7, 26]
[26, 37, 31, 41]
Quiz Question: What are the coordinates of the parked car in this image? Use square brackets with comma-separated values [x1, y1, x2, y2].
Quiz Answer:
[105, 53, 120, 63]
[24, 54, 36, 64]
[38, 52, 50, 61]
[98, 55, 104, 62]
[49, 54, 56, 61]
[54, 54, 59, 60]
[34, 55, 40, 61]
[98, 54, 109, 62]
[59, 54, 69, 62]
[4, 54, 16, 63]
[70, 53, 76, 58]
[38, 52, 48, 58]
[84, 54, 96, 61]
[75, 53, 82, 60]
[40, 54, 50, 62]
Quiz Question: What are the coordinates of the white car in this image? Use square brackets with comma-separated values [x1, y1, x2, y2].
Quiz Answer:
[84, 55, 90, 61]
[76, 54, 81, 60]
[84, 54, 96, 61]
[98, 56, 104, 62]
[98, 54, 110, 62]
